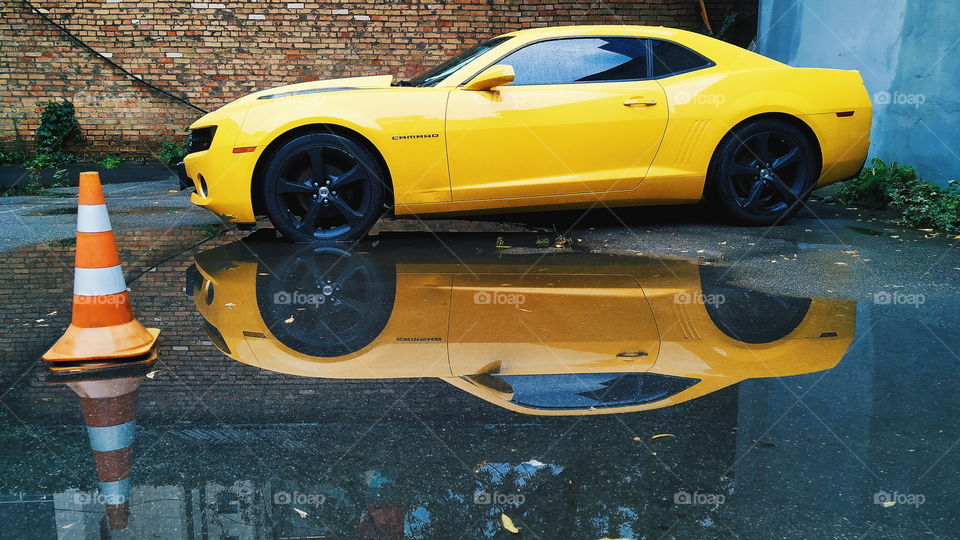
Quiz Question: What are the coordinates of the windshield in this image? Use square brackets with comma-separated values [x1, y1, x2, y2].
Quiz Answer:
[402, 36, 512, 87]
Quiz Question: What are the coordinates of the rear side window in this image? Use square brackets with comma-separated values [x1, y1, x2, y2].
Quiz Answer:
[650, 39, 712, 77]
[496, 37, 649, 85]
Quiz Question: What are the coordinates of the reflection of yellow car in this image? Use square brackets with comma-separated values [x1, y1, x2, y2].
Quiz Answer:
[189, 237, 856, 415]
[182, 25, 871, 241]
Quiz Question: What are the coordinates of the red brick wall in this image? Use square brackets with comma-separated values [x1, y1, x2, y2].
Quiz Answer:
[1, 0, 731, 158]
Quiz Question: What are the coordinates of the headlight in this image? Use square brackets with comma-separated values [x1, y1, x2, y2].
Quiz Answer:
[188, 126, 217, 153]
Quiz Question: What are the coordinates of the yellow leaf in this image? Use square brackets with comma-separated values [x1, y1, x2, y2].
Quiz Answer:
[882, 501, 896, 508]
[167, 189, 178, 193]
[651, 433, 675, 439]
[501, 513, 520, 534]
[285, 316, 295, 323]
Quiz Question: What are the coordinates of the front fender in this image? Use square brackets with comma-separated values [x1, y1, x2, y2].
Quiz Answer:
[234, 88, 453, 205]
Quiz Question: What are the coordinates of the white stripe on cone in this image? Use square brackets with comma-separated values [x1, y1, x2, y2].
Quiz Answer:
[74, 266, 127, 296]
[77, 204, 113, 233]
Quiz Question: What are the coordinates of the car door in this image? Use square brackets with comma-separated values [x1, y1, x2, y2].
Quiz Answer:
[445, 37, 669, 201]
[447, 272, 660, 376]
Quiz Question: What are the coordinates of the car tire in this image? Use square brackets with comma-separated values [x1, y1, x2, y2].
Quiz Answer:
[707, 119, 818, 226]
[255, 244, 396, 357]
[263, 132, 386, 242]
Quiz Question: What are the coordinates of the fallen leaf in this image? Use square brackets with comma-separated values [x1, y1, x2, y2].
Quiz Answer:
[284, 316, 295, 323]
[501, 513, 520, 534]
[146, 371, 158, 379]
[62, 523, 74, 529]
[631, 436, 641, 442]
[524, 459, 545, 467]
[833, 262, 848, 266]
[881, 501, 896, 508]
[651, 434, 675, 439]
[293, 507, 308, 518]
[167, 189, 178, 193]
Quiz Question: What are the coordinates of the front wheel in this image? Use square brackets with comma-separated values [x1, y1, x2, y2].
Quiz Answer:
[708, 119, 818, 226]
[263, 133, 386, 242]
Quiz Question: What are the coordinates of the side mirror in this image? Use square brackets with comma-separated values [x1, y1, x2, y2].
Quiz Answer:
[463, 64, 515, 91]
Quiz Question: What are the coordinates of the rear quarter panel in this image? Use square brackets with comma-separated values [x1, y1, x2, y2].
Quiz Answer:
[649, 66, 871, 192]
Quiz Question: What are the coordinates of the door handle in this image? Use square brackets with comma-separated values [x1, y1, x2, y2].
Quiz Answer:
[617, 351, 649, 360]
[623, 97, 657, 107]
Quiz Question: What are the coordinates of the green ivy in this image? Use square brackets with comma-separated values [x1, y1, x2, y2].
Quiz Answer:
[0, 149, 24, 166]
[99, 156, 123, 169]
[158, 139, 189, 166]
[827, 158, 960, 233]
[35, 100, 80, 155]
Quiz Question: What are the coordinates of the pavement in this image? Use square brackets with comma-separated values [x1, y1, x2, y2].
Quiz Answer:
[2, 182, 959, 538]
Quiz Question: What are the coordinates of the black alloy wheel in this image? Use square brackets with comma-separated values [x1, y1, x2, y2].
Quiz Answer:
[709, 119, 817, 226]
[263, 133, 386, 242]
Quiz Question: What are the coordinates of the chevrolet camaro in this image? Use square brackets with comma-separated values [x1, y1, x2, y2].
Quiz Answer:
[188, 237, 855, 415]
[181, 25, 872, 242]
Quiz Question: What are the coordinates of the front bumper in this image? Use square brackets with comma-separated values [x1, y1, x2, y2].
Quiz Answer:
[176, 161, 191, 190]
[184, 147, 260, 224]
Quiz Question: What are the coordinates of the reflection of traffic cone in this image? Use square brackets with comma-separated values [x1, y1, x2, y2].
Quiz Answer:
[43, 172, 159, 368]
[67, 374, 144, 531]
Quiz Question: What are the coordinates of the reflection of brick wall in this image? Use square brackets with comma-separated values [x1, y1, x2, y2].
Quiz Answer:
[0, 227, 481, 425]
[1, 1, 731, 157]
[0, 227, 235, 421]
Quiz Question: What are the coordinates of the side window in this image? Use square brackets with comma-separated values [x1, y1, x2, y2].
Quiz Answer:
[495, 37, 649, 85]
[650, 39, 712, 77]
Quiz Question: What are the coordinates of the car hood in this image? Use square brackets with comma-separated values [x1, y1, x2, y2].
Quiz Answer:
[191, 74, 395, 129]
[245, 74, 395, 101]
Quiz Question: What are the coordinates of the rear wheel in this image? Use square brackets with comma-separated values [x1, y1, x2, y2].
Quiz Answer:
[708, 119, 817, 226]
[263, 133, 386, 242]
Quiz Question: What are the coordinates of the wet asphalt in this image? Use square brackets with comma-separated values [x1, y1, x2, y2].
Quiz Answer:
[0, 182, 958, 539]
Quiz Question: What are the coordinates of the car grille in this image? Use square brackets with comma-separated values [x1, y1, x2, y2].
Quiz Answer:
[188, 126, 217, 153]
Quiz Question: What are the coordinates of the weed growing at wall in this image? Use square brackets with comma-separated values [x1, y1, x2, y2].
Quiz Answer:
[826, 158, 960, 233]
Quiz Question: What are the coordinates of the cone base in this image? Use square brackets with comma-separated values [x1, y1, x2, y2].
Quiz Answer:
[43, 321, 160, 363]
[46, 344, 158, 373]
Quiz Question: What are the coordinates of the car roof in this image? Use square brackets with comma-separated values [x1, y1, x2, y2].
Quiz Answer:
[490, 25, 782, 71]
[499, 24, 701, 40]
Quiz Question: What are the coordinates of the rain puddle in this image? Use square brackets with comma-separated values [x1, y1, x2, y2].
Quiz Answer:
[1, 230, 958, 538]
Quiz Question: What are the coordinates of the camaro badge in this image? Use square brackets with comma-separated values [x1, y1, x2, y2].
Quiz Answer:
[392, 133, 439, 140]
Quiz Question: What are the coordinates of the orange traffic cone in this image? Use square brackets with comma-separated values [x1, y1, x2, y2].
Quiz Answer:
[67, 373, 144, 531]
[43, 172, 160, 369]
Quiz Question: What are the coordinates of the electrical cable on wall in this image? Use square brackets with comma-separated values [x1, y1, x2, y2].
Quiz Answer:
[22, 0, 208, 114]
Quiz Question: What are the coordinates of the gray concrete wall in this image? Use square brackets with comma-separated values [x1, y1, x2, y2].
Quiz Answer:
[757, 0, 960, 186]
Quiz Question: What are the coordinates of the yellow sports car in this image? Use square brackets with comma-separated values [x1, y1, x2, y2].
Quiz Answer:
[181, 25, 872, 242]
[188, 236, 856, 415]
